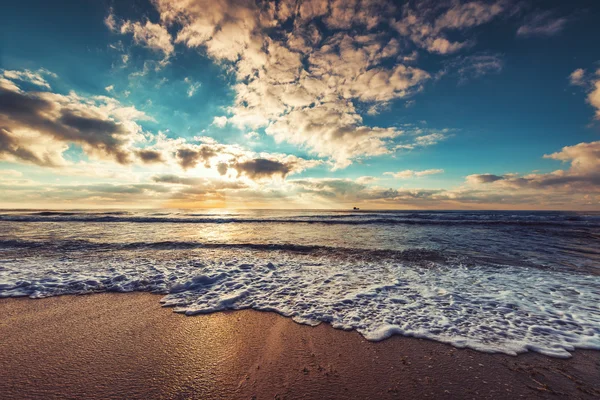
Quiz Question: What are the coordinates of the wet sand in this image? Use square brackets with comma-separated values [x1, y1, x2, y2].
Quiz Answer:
[1, 293, 599, 399]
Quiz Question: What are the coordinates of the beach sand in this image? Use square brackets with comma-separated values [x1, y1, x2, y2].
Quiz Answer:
[1, 293, 598, 399]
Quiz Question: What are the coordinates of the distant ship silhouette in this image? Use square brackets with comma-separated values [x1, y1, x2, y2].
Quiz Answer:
[353, 207, 360, 210]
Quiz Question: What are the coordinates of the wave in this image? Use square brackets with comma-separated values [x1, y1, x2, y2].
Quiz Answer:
[0, 238, 453, 263]
[29, 211, 133, 216]
[1, 248, 599, 358]
[1, 214, 599, 227]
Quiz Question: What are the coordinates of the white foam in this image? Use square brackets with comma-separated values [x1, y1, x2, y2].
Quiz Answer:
[0, 252, 599, 358]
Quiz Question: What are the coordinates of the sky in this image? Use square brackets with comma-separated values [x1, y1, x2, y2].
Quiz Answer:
[0, 0, 599, 210]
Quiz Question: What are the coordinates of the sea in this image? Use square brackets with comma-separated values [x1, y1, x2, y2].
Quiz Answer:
[1, 209, 599, 358]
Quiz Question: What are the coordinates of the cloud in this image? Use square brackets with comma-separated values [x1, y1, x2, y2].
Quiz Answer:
[466, 141, 600, 190]
[138, 0, 453, 168]
[393, 1, 505, 54]
[544, 141, 600, 175]
[244, 131, 259, 140]
[3, 138, 598, 209]
[104, 10, 117, 31]
[0, 76, 149, 166]
[135, 149, 164, 164]
[232, 158, 294, 179]
[356, 176, 378, 184]
[0, 169, 23, 178]
[466, 173, 505, 184]
[569, 66, 600, 119]
[569, 68, 586, 87]
[446, 53, 504, 83]
[517, 11, 568, 37]
[152, 174, 248, 190]
[589, 79, 600, 119]
[138, 133, 324, 180]
[291, 178, 369, 198]
[385, 169, 444, 179]
[394, 128, 451, 150]
[1, 69, 56, 89]
[175, 145, 218, 169]
[106, 11, 174, 63]
[212, 116, 228, 128]
[289, 140, 600, 208]
[185, 77, 201, 97]
[121, 20, 174, 58]
[228, 153, 321, 180]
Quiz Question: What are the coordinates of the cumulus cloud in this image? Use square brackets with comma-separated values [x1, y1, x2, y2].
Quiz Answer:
[569, 68, 585, 86]
[466, 141, 600, 191]
[212, 116, 228, 128]
[466, 173, 505, 184]
[393, 1, 505, 54]
[232, 158, 295, 179]
[569, 68, 586, 87]
[0, 69, 323, 185]
[175, 145, 219, 169]
[123, 0, 480, 168]
[385, 169, 444, 178]
[121, 20, 174, 58]
[517, 11, 568, 37]
[0, 76, 149, 166]
[544, 141, 600, 176]
[106, 10, 174, 63]
[569, 66, 600, 119]
[3, 139, 598, 209]
[137, 131, 321, 182]
[244, 131, 259, 140]
[289, 140, 600, 208]
[589, 79, 600, 120]
[135, 149, 164, 164]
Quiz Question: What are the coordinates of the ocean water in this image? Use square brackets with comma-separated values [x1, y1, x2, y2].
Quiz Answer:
[1, 209, 599, 357]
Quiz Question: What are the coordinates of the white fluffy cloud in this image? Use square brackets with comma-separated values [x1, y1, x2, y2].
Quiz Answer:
[569, 68, 586, 87]
[1, 69, 56, 89]
[0, 73, 149, 166]
[0, 70, 322, 185]
[569, 66, 600, 119]
[121, 0, 504, 168]
[106, 11, 174, 64]
[393, 1, 505, 54]
[212, 116, 228, 128]
[589, 80, 600, 120]
[466, 141, 600, 192]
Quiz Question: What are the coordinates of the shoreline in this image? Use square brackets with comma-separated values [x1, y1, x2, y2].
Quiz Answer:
[1, 293, 599, 399]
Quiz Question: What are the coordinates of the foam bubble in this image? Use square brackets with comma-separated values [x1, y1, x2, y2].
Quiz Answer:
[1, 250, 598, 358]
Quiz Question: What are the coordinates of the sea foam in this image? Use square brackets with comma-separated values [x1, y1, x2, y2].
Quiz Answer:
[1, 248, 599, 358]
